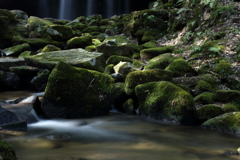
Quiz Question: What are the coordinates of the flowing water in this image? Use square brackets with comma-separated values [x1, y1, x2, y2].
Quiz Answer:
[1, 92, 240, 160]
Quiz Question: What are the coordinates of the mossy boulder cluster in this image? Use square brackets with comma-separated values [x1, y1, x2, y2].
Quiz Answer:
[1, 0, 240, 134]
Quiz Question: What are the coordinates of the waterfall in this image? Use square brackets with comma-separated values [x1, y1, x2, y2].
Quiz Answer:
[58, 0, 73, 20]
[106, 0, 114, 18]
[86, 0, 94, 17]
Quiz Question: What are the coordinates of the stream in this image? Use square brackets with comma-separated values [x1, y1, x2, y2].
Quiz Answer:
[1, 91, 240, 160]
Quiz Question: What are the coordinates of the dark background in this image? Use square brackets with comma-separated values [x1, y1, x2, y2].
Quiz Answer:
[0, 0, 154, 19]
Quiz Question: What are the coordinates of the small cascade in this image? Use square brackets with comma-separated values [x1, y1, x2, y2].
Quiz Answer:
[30, 109, 40, 122]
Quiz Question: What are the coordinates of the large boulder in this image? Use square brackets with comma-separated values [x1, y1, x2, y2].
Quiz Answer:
[41, 62, 114, 118]
[24, 48, 106, 72]
[124, 69, 173, 96]
[135, 81, 195, 124]
[202, 112, 240, 134]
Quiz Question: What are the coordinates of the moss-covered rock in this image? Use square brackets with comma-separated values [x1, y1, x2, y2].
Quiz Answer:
[11, 10, 28, 22]
[50, 24, 74, 41]
[9, 66, 40, 76]
[141, 40, 157, 49]
[28, 16, 53, 30]
[135, 81, 195, 124]
[0, 139, 17, 160]
[196, 104, 223, 123]
[12, 36, 63, 51]
[2, 43, 30, 57]
[31, 69, 50, 91]
[0, 58, 25, 71]
[140, 46, 174, 60]
[223, 103, 240, 113]
[66, 35, 93, 49]
[82, 26, 103, 33]
[172, 74, 218, 88]
[104, 64, 115, 75]
[165, 59, 196, 77]
[144, 53, 177, 70]
[106, 55, 133, 65]
[125, 69, 173, 96]
[41, 62, 114, 118]
[194, 92, 215, 104]
[124, 9, 168, 38]
[24, 48, 106, 72]
[132, 60, 144, 70]
[122, 98, 137, 115]
[215, 90, 240, 103]
[202, 112, 240, 134]
[113, 62, 136, 78]
[41, 44, 61, 53]
[18, 51, 36, 58]
[96, 36, 139, 58]
[213, 62, 233, 78]
[195, 80, 212, 94]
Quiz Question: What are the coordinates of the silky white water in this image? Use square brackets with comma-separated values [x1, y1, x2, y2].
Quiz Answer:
[1, 91, 240, 160]
[3, 113, 240, 160]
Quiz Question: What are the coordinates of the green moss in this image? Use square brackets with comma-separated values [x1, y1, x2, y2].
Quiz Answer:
[85, 45, 97, 52]
[50, 25, 74, 41]
[196, 104, 223, 123]
[194, 92, 215, 104]
[135, 81, 195, 124]
[141, 40, 157, 49]
[2, 43, 30, 57]
[223, 103, 239, 113]
[82, 26, 103, 33]
[144, 53, 177, 70]
[122, 98, 137, 115]
[215, 90, 240, 104]
[43, 62, 114, 117]
[18, 51, 36, 58]
[12, 36, 63, 50]
[41, 45, 61, 53]
[106, 55, 133, 65]
[104, 64, 115, 75]
[213, 62, 233, 78]
[195, 80, 212, 93]
[202, 112, 240, 133]
[0, 139, 17, 160]
[124, 69, 173, 96]
[28, 16, 53, 30]
[132, 60, 144, 70]
[165, 59, 196, 77]
[140, 46, 174, 60]
[66, 36, 93, 49]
